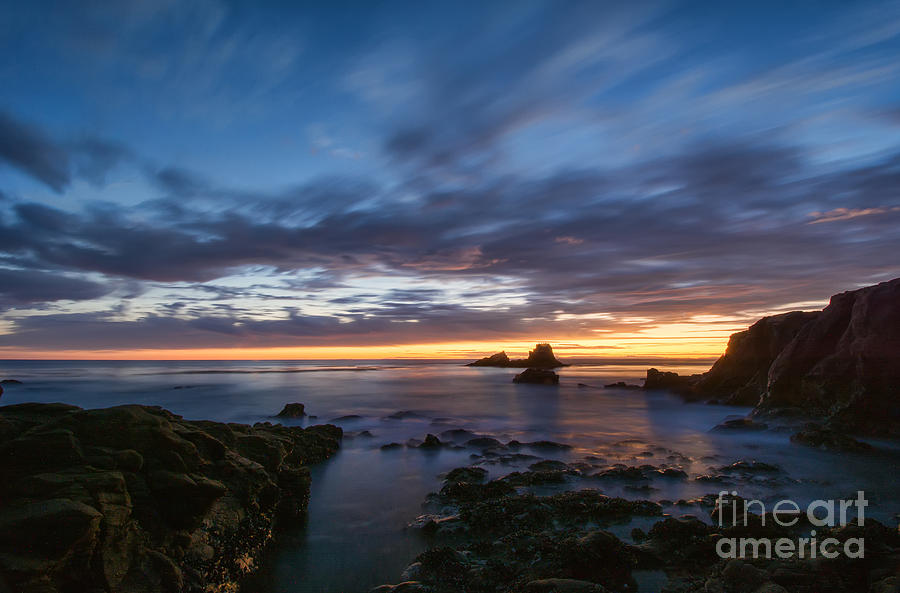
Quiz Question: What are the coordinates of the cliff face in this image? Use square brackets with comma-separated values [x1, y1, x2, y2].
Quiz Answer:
[644, 278, 900, 436]
[762, 278, 900, 434]
[694, 311, 819, 405]
[0, 404, 341, 593]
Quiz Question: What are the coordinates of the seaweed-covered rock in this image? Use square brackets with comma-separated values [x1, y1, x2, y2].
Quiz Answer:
[0, 403, 341, 593]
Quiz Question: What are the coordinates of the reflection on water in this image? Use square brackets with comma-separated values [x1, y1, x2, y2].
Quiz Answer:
[1, 359, 897, 593]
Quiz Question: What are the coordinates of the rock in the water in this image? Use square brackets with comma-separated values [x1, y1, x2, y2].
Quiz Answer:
[466, 351, 511, 366]
[603, 381, 641, 390]
[525, 578, 609, 592]
[467, 343, 567, 368]
[642, 368, 700, 394]
[275, 402, 306, 418]
[513, 368, 560, 385]
[642, 278, 900, 436]
[444, 466, 488, 483]
[0, 379, 22, 385]
[712, 417, 769, 431]
[0, 403, 341, 593]
[418, 434, 443, 448]
[790, 424, 873, 452]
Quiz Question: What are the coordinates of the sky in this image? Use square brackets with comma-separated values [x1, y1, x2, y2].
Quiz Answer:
[1, 0, 899, 360]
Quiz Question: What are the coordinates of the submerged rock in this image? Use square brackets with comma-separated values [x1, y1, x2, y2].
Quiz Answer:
[513, 368, 560, 385]
[0, 403, 341, 593]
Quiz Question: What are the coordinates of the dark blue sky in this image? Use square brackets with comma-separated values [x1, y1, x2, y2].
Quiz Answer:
[1, 0, 899, 356]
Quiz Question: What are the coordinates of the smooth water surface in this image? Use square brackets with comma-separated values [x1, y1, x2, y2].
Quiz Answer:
[1, 359, 897, 593]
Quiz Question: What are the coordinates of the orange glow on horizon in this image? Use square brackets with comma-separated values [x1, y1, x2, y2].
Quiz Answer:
[0, 322, 742, 360]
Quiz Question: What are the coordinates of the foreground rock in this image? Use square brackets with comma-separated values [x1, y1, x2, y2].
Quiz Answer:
[376, 462, 900, 593]
[468, 343, 568, 368]
[0, 403, 341, 593]
[513, 368, 560, 385]
[643, 278, 900, 436]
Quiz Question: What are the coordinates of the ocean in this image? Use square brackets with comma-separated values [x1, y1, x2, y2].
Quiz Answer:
[1, 359, 897, 593]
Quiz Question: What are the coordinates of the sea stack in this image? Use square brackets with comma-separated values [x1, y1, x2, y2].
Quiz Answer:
[467, 343, 567, 368]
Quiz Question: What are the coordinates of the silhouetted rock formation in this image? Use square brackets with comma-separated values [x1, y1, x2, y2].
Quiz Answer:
[467, 343, 567, 368]
[0, 403, 341, 593]
[643, 278, 900, 436]
[603, 382, 641, 390]
[695, 311, 819, 405]
[276, 402, 306, 417]
[513, 368, 560, 385]
[643, 368, 700, 395]
[467, 351, 511, 366]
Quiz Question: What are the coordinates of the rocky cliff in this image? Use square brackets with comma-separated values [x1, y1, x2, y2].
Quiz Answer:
[0, 403, 341, 593]
[468, 343, 567, 368]
[643, 278, 900, 436]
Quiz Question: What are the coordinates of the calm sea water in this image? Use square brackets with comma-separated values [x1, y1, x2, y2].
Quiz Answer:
[1, 359, 898, 593]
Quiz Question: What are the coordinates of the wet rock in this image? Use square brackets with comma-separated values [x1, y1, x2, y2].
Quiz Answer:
[0, 379, 22, 385]
[330, 414, 363, 422]
[345, 430, 375, 439]
[871, 577, 900, 593]
[275, 402, 306, 418]
[368, 581, 430, 593]
[438, 479, 516, 503]
[604, 381, 641, 390]
[444, 466, 488, 484]
[646, 515, 715, 563]
[789, 424, 874, 452]
[466, 351, 511, 366]
[595, 466, 648, 481]
[643, 368, 700, 395]
[465, 436, 504, 449]
[524, 440, 573, 451]
[0, 403, 341, 593]
[655, 468, 688, 479]
[501, 470, 570, 486]
[529, 459, 570, 472]
[439, 428, 476, 442]
[385, 411, 424, 420]
[380, 442, 403, 450]
[712, 418, 769, 431]
[524, 578, 609, 593]
[513, 368, 560, 385]
[418, 434, 444, 449]
[717, 460, 780, 473]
